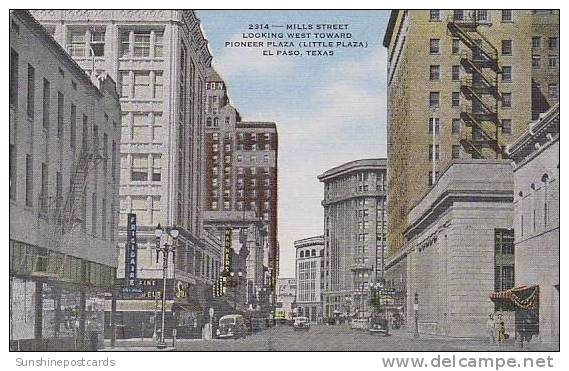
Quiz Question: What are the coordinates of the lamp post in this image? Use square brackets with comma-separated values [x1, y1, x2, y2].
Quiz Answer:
[414, 292, 419, 338]
[154, 224, 179, 349]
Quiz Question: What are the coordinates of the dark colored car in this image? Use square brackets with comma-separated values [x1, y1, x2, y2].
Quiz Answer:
[216, 314, 248, 339]
[369, 317, 390, 335]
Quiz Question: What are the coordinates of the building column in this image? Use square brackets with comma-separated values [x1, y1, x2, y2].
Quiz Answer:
[34, 279, 43, 341]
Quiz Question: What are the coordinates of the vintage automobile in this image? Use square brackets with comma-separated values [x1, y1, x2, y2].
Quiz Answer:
[350, 318, 369, 331]
[293, 316, 310, 330]
[368, 317, 390, 335]
[216, 314, 248, 339]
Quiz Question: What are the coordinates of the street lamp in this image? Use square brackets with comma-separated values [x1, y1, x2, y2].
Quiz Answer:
[154, 224, 179, 349]
[414, 292, 419, 338]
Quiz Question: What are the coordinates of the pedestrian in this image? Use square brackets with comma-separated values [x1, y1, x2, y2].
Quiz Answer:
[486, 313, 496, 344]
[497, 313, 507, 345]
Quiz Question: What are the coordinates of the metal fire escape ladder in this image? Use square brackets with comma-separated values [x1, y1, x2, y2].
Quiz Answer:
[448, 18, 505, 159]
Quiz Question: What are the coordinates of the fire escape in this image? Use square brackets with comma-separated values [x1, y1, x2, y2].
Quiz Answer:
[448, 11, 506, 159]
[25, 145, 104, 280]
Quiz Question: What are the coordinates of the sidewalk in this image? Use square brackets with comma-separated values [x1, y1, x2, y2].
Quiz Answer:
[101, 338, 183, 351]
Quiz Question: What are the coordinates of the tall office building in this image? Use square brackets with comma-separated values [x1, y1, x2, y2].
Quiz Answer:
[383, 10, 559, 255]
[32, 10, 223, 335]
[318, 159, 388, 319]
[294, 236, 324, 322]
[203, 68, 279, 308]
[10, 10, 121, 350]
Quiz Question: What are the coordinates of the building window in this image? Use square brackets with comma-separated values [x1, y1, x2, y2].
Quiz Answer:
[120, 31, 130, 57]
[10, 49, 18, 107]
[452, 38, 460, 54]
[501, 119, 512, 134]
[451, 145, 460, 159]
[131, 155, 148, 181]
[501, 10, 513, 22]
[502, 93, 512, 108]
[501, 40, 512, 55]
[501, 66, 512, 82]
[429, 92, 439, 107]
[451, 65, 460, 81]
[532, 55, 541, 68]
[546, 54, 558, 69]
[494, 229, 515, 293]
[57, 91, 64, 138]
[548, 37, 558, 49]
[452, 118, 461, 134]
[42, 78, 50, 129]
[119, 71, 130, 98]
[9, 145, 16, 199]
[428, 171, 439, 186]
[27, 64, 35, 119]
[40, 163, 48, 211]
[134, 31, 151, 57]
[428, 118, 440, 134]
[452, 92, 460, 107]
[429, 144, 440, 160]
[548, 84, 558, 98]
[154, 31, 164, 57]
[133, 72, 150, 99]
[152, 156, 161, 181]
[429, 65, 440, 81]
[68, 30, 86, 57]
[453, 10, 464, 21]
[429, 10, 440, 21]
[91, 192, 97, 235]
[429, 39, 440, 54]
[25, 154, 33, 207]
[154, 72, 163, 99]
[91, 30, 105, 56]
[532, 36, 541, 49]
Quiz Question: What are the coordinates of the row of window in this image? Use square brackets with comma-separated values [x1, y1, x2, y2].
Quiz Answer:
[211, 188, 272, 200]
[429, 10, 508, 22]
[428, 64, 517, 82]
[119, 70, 163, 100]
[120, 154, 162, 182]
[209, 200, 272, 214]
[428, 91, 513, 108]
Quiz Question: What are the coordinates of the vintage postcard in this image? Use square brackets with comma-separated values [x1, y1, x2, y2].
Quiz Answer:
[8, 8, 559, 358]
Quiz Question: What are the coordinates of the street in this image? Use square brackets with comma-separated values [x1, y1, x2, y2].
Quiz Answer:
[105, 324, 556, 352]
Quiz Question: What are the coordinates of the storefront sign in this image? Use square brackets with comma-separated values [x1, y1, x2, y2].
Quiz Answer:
[224, 228, 232, 273]
[125, 213, 139, 288]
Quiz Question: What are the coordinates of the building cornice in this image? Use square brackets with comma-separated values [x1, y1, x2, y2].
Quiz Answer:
[318, 158, 387, 182]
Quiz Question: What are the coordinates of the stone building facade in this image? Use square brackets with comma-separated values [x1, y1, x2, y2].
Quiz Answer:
[294, 236, 324, 322]
[505, 104, 559, 348]
[32, 10, 222, 337]
[9, 10, 121, 350]
[318, 159, 388, 318]
[387, 160, 515, 337]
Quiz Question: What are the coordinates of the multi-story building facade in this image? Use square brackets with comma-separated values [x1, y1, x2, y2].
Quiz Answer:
[32, 10, 222, 336]
[383, 10, 559, 256]
[9, 10, 121, 350]
[294, 236, 324, 322]
[503, 103, 559, 348]
[203, 68, 279, 306]
[397, 160, 515, 337]
[318, 159, 388, 319]
[275, 278, 296, 321]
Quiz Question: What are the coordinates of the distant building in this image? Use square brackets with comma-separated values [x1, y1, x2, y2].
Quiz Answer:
[275, 278, 296, 321]
[502, 104, 559, 348]
[387, 160, 514, 337]
[294, 236, 324, 322]
[383, 10, 559, 258]
[9, 10, 121, 350]
[32, 9, 222, 338]
[318, 159, 388, 319]
[203, 68, 279, 309]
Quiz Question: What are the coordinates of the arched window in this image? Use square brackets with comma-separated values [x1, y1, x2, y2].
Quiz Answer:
[311, 249, 316, 256]
[206, 117, 212, 127]
[299, 251, 304, 258]
[214, 117, 219, 127]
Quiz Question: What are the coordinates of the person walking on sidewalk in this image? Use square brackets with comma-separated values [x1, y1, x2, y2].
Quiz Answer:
[497, 313, 507, 345]
[486, 313, 496, 344]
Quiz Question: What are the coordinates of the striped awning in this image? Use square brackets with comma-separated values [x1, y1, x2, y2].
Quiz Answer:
[489, 285, 539, 310]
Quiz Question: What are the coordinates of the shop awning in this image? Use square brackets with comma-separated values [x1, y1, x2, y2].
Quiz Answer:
[489, 285, 539, 310]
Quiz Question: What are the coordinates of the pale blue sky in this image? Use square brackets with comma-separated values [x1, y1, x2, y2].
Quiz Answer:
[197, 10, 390, 277]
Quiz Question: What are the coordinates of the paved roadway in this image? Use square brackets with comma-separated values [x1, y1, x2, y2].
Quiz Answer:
[106, 324, 555, 351]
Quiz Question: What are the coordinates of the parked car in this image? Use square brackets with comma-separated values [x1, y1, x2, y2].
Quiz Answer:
[293, 316, 310, 330]
[216, 314, 248, 339]
[368, 317, 390, 335]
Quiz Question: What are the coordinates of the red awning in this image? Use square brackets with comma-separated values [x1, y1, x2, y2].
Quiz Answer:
[489, 285, 539, 310]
